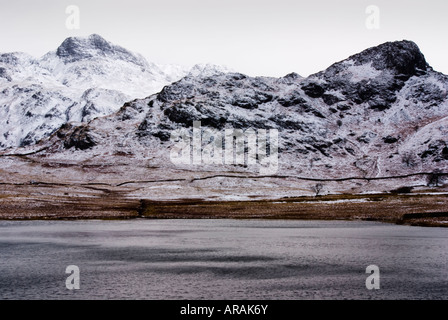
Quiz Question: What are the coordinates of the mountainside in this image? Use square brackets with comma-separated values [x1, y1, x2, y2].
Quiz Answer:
[0, 34, 227, 149]
[1, 40, 447, 202]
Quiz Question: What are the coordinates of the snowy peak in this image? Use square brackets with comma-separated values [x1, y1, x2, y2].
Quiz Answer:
[299, 41, 435, 112]
[348, 40, 428, 76]
[318, 40, 429, 81]
[187, 63, 234, 78]
[0, 35, 194, 149]
[55, 34, 147, 68]
[0, 34, 237, 149]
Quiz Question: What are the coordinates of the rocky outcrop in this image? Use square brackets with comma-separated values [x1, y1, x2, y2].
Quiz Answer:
[56, 123, 97, 150]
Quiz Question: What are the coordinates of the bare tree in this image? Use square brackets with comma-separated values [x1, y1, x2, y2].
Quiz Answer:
[427, 170, 442, 187]
[401, 152, 416, 168]
[312, 183, 324, 196]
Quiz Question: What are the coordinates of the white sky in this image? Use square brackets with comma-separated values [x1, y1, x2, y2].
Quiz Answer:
[1, 0, 447, 77]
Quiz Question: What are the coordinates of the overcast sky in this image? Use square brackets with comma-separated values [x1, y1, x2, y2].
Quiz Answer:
[1, 0, 447, 77]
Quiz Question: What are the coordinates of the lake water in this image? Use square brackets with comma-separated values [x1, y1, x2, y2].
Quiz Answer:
[0, 219, 447, 300]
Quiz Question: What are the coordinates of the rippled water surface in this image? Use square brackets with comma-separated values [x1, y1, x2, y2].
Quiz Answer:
[0, 219, 447, 299]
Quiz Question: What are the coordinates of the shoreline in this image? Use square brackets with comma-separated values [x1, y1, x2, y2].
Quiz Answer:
[1, 192, 447, 227]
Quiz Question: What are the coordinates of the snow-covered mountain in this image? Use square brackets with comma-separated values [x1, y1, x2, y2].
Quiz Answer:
[1, 40, 447, 200]
[187, 63, 235, 78]
[0, 34, 230, 149]
[38, 34, 187, 97]
[30, 41, 448, 171]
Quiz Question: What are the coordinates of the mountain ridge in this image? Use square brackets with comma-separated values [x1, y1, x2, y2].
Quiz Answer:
[6, 39, 445, 195]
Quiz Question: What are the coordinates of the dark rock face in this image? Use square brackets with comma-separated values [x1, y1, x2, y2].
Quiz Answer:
[157, 80, 197, 103]
[358, 132, 377, 144]
[0, 67, 11, 81]
[231, 91, 273, 109]
[443, 147, 448, 160]
[406, 81, 446, 106]
[383, 136, 399, 144]
[269, 115, 305, 131]
[277, 91, 306, 107]
[163, 103, 199, 126]
[301, 40, 431, 112]
[322, 93, 342, 105]
[0, 53, 19, 65]
[57, 123, 96, 150]
[301, 82, 325, 98]
[419, 141, 448, 162]
[347, 40, 428, 77]
[279, 72, 302, 85]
